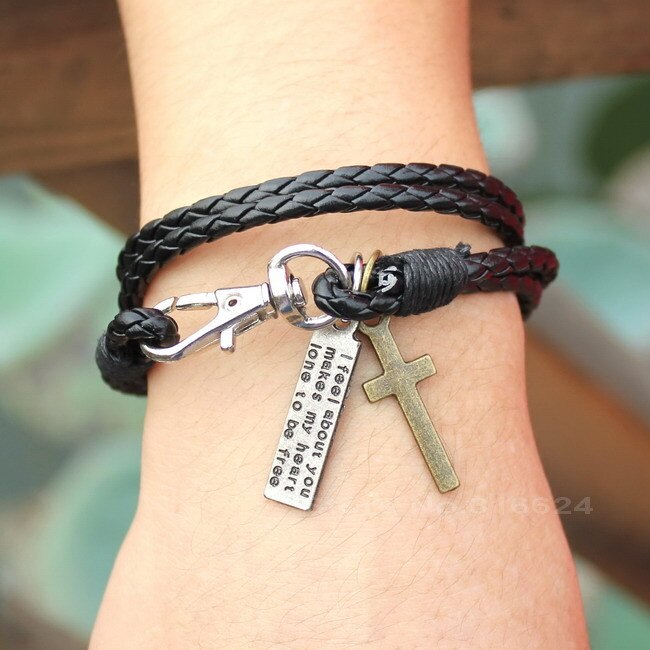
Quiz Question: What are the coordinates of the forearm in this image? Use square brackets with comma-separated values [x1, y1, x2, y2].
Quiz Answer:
[92, 1, 587, 647]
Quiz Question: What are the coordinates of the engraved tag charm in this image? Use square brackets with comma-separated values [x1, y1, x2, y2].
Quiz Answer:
[264, 322, 361, 510]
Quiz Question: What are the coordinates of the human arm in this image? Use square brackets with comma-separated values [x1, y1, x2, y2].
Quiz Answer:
[91, 2, 588, 647]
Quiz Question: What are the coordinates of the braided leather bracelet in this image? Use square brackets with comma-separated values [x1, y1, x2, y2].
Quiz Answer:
[97, 164, 556, 398]
[97, 243, 557, 395]
[96, 163, 558, 508]
[116, 163, 525, 310]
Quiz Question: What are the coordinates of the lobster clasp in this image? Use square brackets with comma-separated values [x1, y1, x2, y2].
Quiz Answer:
[139, 243, 354, 363]
[140, 283, 277, 362]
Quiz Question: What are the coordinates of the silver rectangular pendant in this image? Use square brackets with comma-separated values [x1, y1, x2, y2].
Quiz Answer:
[264, 322, 361, 510]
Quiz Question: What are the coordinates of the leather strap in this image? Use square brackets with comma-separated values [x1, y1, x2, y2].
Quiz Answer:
[96, 308, 180, 396]
[97, 244, 557, 396]
[98, 163, 551, 396]
[312, 245, 558, 321]
[116, 163, 525, 309]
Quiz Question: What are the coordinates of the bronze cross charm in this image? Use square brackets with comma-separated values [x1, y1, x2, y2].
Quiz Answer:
[359, 317, 459, 493]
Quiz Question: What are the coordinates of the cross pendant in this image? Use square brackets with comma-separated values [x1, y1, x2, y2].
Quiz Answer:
[359, 317, 459, 493]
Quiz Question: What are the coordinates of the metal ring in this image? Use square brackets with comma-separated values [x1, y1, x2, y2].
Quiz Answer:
[361, 249, 382, 292]
[351, 252, 364, 292]
[331, 251, 365, 330]
[267, 244, 351, 330]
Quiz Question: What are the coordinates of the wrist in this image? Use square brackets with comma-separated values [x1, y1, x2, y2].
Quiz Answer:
[93, 1, 588, 645]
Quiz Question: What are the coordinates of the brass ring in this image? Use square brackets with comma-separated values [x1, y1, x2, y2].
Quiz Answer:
[360, 249, 382, 292]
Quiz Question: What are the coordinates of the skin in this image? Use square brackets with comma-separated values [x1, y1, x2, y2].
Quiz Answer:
[91, 1, 588, 647]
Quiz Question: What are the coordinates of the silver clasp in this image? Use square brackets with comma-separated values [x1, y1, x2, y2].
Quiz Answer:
[140, 284, 277, 361]
[267, 243, 350, 330]
[140, 243, 353, 363]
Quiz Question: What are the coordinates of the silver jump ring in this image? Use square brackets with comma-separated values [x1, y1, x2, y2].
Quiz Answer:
[267, 244, 351, 330]
[331, 251, 365, 330]
[351, 252, 364, 292]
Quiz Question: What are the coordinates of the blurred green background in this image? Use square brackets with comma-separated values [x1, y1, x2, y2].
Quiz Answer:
[1, 76, 649, 648]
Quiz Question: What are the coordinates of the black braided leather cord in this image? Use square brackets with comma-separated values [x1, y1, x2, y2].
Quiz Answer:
[99, 245, 557, 395]
[96, 308, 180, 395]
[312, 245, 558, 321]
[117, 163, 525, 309]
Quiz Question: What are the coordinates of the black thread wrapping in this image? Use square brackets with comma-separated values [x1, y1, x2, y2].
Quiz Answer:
[313, 245, 471, 320]
[377, 244, 471, 316]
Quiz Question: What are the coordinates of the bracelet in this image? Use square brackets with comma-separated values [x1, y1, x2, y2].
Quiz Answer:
[97, 241, 557, 392]
[97, 243, 557, 509]
[313, 243, 557, 321]
[115, 163, 525, 309]
[97, 164, 557, 510]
